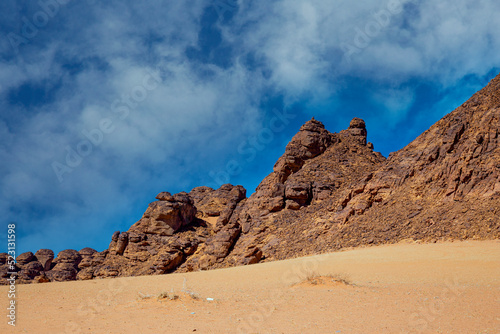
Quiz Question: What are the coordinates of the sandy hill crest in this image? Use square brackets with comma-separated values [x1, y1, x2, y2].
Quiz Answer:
[2, 74, 499, 284]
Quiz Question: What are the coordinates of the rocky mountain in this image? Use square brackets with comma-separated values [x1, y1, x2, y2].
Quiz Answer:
[2, 73, 499, 284]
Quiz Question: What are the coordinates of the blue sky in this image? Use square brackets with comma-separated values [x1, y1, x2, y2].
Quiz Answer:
[1, 0, 499, 256]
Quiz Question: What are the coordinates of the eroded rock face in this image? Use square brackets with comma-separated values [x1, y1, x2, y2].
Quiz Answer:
[6, 73, 500, 285]
[56, 249, 82, 265]
[348, 117, 367, 146]
[129, 192, 197, 236]
[0, 253, 7, 265]
[16, 252, 35, 266]
[285, 181, 312, 206]
[46, 186, 247, 280]
[42, 249, 82, 282]
[274, 118, 334, 180]
[78, 248, 97, 269]
[19, 261, 44, 280]
[217, 116, 386, 265]
[190, 185, 246, 218]
[48, 263, 78, 282]
[240, 118, 337, 218]
[35, 249, 54, 272]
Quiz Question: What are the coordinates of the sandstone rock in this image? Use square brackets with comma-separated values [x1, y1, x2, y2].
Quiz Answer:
[7, 73, 500, 285]
[285, 181, 311, 206]
[91, 250, 108, 266]
[285, 199, 301, 210]
[55, 249, 82, 267]
[128, 232, 142, 243]
[94, 265, 120, 278]
[129, 192, 197, 236]
[190, 184, 246, 218]
[78, 248, 97, 269]
[33, 273, 50, 283]
[312, 182, 334, 201]
[204, 223, 241, 259]
[0, 253, 8, 265]
[111, 231, 120, 241]
[76, 268, 94, 280]
[16, 252, 35, 266]
[34, 249, 54, 271]
[152, 250, 184, 274]
[116, 232, 129, 255]
[48, 263, 78, 281]
[19, 261, 44, 279]
[348, 117, 367, 145]
[79, 247, 97, 257]
[238, 247, 263, 265]
[188, 186, 214, 204]
[156, 191, 175, 201]
[274, 118, 334, 178]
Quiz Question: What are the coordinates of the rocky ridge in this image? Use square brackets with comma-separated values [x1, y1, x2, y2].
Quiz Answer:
[2, 74, 499, 284]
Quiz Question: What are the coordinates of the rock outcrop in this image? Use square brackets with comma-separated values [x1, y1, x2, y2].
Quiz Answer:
[2, 73, 499, 285]
[35, 249, 54, 272]
[128, 192, 197, 236]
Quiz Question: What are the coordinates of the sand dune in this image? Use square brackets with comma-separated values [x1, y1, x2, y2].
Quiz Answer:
[2, 240, 499, 333]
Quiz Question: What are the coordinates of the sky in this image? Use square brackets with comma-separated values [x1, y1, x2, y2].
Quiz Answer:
[1, 0, 499, 256]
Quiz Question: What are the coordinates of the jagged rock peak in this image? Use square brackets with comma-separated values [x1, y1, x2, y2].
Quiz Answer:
[6, 74, 499, 285]
[347, 117, 367, 145]
[349, 117, 366, 129]
[300, 117, 327, 132]
[286, 118, 333, 158]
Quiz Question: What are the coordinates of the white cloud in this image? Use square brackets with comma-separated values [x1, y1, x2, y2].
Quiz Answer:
[230, 0, 500, 88]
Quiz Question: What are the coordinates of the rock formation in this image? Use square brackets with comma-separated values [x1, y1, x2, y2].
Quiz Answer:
[1, 73, 499, 284]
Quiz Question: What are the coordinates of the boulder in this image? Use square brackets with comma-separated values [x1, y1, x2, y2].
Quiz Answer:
[48, 263, 78, 281]
[238, 247, 263, 265]
[274, 118, 334, 178]
[156, 191, 175, 201]
[79, 247, 97, 257]
[111, 231, 120, 241]
[34, 249, 54, 271]
[152, 250, 184, 274]
[285, 199, 301, 210]
[204, 223, 241, 259]
[16, 252, 35, 266]
[0, 253, 8, 265]
[190, 184, 246, 218]
[93, 265, 120, 278]
[33, 273, 50, 283]
[76, 268, 94, 280]
[78, 248, 97, 269]
[128, 232, 142, 243]
[129, 192, 197, 236]
[55, 249, 82, 268]
[19, 261, 44, 279]
[285, 181, 311, 206]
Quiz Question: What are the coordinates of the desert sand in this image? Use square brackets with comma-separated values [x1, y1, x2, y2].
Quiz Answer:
[1, 240, 499, 334]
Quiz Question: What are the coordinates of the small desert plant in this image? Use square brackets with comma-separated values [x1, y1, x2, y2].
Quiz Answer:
[181, 278, 201, 300]
[139, 278, 202, 301]
[299, 272, 354, 286]
[157, 289, 179, 301]
[138, 289, 180, 301]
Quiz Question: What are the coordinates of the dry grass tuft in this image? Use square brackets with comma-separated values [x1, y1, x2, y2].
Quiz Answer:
[157, 289, 179, 301]
[298, 272, 354, 287]
[138, 278, 202, 302]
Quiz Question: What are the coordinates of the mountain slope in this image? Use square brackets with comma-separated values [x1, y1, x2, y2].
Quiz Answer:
[2, 74, 499, 284]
